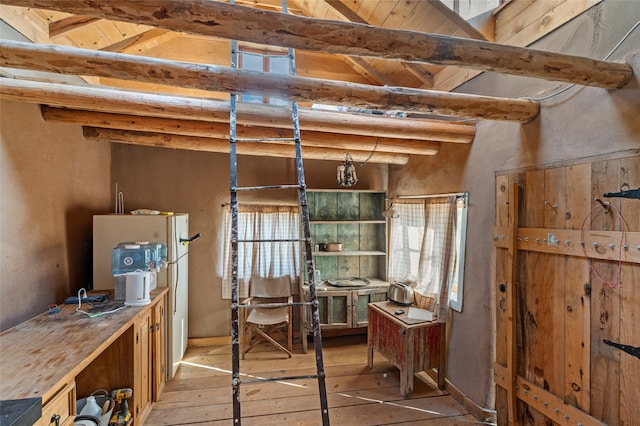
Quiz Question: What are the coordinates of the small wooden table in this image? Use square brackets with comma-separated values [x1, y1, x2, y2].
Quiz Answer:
[367, 302, 445, 397]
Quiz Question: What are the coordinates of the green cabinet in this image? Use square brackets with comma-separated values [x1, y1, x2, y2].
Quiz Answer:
[301, 282, 389, 352]
[307, 190, 387, 281]
[302, 190, 389, 340]
[303, 280, 389, 330]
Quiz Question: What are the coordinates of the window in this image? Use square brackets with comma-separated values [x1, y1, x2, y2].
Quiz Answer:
[217, 205, 301, 299]
[239, 49, 290, 106]
[388, 194, 468, 314]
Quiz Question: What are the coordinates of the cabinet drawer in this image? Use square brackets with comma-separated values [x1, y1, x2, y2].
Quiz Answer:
[38, 382, 76, 426]
[307, 291, 351, 329]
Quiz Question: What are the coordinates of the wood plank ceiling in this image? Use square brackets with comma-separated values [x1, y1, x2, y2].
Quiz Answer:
[0, 0, 630, 164]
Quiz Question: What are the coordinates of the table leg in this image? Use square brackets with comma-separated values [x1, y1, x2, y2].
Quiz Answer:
[437, 323, 446, 389]
[404, 329, 414, 397]
[367, 344, 374, 368]
[400, 366, 411, 397]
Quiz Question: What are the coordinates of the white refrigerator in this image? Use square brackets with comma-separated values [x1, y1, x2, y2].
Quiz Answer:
[93, 213, 189, 379]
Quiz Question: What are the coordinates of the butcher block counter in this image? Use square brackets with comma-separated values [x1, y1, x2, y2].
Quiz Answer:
[0, 287, 167, 425]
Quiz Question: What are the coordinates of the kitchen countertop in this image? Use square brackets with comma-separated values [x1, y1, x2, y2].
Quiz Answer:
[0, 288, 167, 404]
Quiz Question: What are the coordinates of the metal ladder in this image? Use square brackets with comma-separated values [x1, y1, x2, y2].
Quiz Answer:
[227, 2, 329, 425]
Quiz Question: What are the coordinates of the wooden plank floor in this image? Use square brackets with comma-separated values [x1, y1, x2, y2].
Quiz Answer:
[146, 335, 491, 425]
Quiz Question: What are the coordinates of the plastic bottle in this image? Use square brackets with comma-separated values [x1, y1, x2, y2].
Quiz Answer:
[79, 395, 102, 419]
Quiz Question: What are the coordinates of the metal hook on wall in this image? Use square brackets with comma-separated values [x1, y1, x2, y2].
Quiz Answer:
[544, 201, 558, 214]
[594, 198, 611, 214]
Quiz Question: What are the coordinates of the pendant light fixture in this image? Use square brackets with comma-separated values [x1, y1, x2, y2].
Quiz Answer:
[337, 153, 358, 187]
[336, 138, 380, 188]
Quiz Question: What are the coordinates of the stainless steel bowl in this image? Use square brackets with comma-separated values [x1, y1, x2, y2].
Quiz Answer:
[388, 281, 415, 305]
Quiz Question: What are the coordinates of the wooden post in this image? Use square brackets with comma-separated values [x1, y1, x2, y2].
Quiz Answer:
[0, 0, 632, 88]
[506, 183, 519, 425]
[0, 40, 540, 122]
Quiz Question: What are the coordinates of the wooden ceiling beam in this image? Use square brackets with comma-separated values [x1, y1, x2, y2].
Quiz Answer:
[343, 56, 395, 86]
[1, 0, 631, 88]
[41, 106, 440, 156]
[322, 0, 397, 87]
[48, 15, 100, 38]
[401, 63, 434, 88]
[322, 0, 435, 89]
[82, 127, 410, 165]
[0, 40, 539, 122]
[322, 0, 365, 24]
[100, 28, 180, 54]
[0, 78, 476, 142]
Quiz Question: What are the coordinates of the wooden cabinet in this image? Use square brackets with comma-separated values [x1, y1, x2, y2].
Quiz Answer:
[152, 296, 166, 401]
[304, 190, 389, 338]
[304, 280, 389, 330]
[134, 293, 166, 423]
[307, 190, 387, 281]
[0, 288, 168, 426]
[134, 309, 153, 422]
[37, 382, 75, 426]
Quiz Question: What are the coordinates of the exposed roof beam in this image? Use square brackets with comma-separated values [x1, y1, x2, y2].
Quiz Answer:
[100, 28, 180, 54]
[0, 40, 539, 121]
[322, 0, 398, 87]
[401, 63, 434, 89]
[343, 56, 395, 86]
[1, 0, 631, 88]
[322, 0, 365, 24]
[48, 15, 99, 38]
[0, 78, 476, 143]
[41, 106, 440, 156]
[321, 0, 433, 88]
[82, 127, 410, 165]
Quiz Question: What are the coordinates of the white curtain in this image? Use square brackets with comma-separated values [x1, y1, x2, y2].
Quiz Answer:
[389, 202, 425, 282]
[217, 205, 301, 299]
[389, 197, 458, 322]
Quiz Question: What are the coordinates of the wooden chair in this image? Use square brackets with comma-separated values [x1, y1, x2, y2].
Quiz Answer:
[240, 276, 293, 359]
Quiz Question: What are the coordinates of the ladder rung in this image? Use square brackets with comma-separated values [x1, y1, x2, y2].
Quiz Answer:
[235, 301, 313, 309]
[240, 374, 321, 385]
[234, 184, 300, 191]
[235, 137, 297, 143]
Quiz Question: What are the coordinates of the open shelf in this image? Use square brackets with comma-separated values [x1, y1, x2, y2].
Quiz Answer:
[313, 250, 386, 256]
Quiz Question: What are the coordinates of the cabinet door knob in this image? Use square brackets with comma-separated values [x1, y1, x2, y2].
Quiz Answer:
[50, 414, 60, 426]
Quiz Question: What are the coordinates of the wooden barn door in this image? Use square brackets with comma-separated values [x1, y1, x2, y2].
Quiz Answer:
[493, 156, 640, 425]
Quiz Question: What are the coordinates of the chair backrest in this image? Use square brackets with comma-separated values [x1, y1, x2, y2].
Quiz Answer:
[250, 276, 292, 298]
